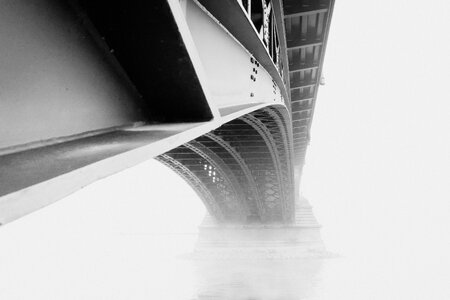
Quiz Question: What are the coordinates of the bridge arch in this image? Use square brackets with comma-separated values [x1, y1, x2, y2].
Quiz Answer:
[204, 132, 266, 221]
[240, 106, 295, 222]
[157, 105, 295, 224]
[157, 154, 224, 220]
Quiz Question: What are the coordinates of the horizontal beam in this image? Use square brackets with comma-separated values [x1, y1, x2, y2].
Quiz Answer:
[283, 0, 330, 15]
[290, 81, 318, 89]
[287, 41, 322, 50]
[284, 8, 328, 19]
[291, 97, 314, 103]
[290, 83, 317, 90]
[292, 118, 311, 123]
[289, 65, 319, 73]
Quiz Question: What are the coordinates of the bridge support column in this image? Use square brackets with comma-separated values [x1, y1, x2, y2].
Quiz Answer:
[194, 197, 325, 259]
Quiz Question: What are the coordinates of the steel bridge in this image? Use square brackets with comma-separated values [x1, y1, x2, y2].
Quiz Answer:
[0, 0, 334, 249]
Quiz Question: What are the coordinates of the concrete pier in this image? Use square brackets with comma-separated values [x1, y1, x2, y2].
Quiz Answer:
[194, 197, 325, 259]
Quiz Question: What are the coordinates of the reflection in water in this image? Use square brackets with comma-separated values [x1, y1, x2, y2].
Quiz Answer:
[192, 259, 322, 300]
[2, 230, 448, 299]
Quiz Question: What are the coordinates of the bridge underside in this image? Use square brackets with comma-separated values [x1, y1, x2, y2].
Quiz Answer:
[0, 0, 334, 249]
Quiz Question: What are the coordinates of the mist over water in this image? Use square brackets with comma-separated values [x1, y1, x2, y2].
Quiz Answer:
[0, 160, 449, 299]
[193, 258, 323, 299]
[2, 229, 448, 299]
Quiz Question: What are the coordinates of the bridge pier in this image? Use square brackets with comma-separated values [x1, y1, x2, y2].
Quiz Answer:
[194, 196, 324, 259]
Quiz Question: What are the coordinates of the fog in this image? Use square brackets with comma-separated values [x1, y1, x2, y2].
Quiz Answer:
[1, 0, 450, 299]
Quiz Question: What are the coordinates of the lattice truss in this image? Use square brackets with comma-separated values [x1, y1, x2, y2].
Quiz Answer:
[156, 106, 295, 224]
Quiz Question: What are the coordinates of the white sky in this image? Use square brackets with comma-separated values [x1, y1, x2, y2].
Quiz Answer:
[1, 0, 449, 298]
[302, 0, 450, 257]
